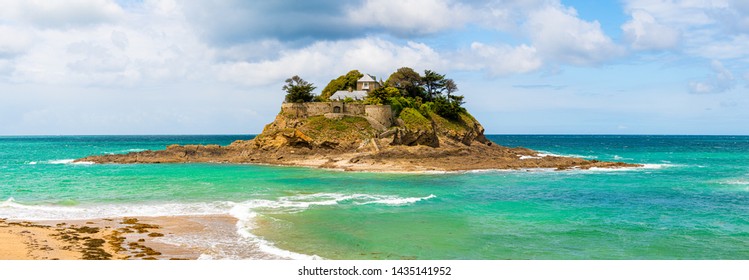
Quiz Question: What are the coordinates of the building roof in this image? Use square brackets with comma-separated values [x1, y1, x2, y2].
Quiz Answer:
[331, 90, 367, 101]
[357, 74, 376, 83]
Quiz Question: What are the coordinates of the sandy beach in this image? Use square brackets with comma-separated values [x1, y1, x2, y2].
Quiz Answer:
[0, 215, 238, 260]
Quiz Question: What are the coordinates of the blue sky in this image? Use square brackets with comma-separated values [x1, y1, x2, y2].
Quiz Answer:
[1, 0, 747, 135]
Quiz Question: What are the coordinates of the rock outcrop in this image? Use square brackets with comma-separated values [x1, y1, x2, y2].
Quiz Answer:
[77, 103, 642, 172]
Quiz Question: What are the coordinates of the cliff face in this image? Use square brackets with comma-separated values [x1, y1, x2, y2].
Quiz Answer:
[246, 106, 491, 152]
[247, 113, 377, 151]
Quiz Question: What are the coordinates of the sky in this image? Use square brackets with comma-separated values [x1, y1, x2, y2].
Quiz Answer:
[1, 0, 748, 135]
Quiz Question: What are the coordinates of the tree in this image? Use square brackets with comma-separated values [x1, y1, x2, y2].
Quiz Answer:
[421, 70, 446, 101]
[433, 94, 465, 120]
[283, 75, 316, 103]
[444, 78, 458, 98]
[320, 70, 363, 101]
[385, 67, 424, 99]
[366, 86, 401, 104]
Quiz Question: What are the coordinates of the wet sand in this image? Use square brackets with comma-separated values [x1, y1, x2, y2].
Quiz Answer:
[0, 215, 239, 260]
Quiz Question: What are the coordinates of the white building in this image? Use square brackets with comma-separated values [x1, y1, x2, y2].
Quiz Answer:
[330, 74, 381, 101]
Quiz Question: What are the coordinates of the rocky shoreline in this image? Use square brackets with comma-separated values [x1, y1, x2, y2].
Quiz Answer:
[76, 104, 641, 171]
[76, 134, 640, 173]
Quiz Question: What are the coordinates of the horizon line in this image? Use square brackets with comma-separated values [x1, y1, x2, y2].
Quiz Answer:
[2, 133, 748, 137]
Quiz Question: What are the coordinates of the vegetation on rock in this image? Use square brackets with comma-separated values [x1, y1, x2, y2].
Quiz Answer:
[283, 75, 316, 103]
[364, 67, 466, 121]
[303, 115, 375, 140]
[385, 67, 423, 99]
[399, 108, 432, 131]
[320, 70, 364, 101]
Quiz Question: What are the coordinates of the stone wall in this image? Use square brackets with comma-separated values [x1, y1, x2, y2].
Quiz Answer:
[281, 102, 333, 118]
[281, 102, 393, 128]
[343, 103, 365, 116]
[364, 105, 393, 128]
[305, 102, 333, 116]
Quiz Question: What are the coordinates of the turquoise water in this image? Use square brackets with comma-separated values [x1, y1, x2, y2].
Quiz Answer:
[1, 135, 748, 259]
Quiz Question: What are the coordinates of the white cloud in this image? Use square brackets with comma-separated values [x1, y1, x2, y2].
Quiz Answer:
[621, 0, 719, 27]
[477, 0, 551, 32]
[0, 25, 35, 58]
[180, 0, 356, 45]
[217, 38, 443, 87]
[622, 10, 680, 50]
[717, 0, 749, 32]
[66, 41, 130, 75]
[622, 0, 749, 60]
[0, 59, 13, 77]
[4, 2, 212, 87]
[689, 34, 749, 60]
[1, 0, 125, 29]
[144, 0, 180, 16]
[111, 30, 129, 50]
[213, 40, 288, 62]
[346, 0, 471, 36]
[458, 43, 542, 75]
[689, 60, 735, 94]
[525, 5, 623, 65]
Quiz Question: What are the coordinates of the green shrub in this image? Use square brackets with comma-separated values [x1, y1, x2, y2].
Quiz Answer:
[399, 108, 432, 130]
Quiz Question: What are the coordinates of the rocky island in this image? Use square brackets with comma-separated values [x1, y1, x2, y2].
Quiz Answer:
[77, 68, 640, 172]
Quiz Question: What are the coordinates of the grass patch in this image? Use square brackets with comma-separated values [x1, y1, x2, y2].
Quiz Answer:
[399, 108, 432, 131]
[458, 112, 477, 127]
[302, 115, 374, 140]
[306, 115, 369, 132]
[428, 111, 479, 134]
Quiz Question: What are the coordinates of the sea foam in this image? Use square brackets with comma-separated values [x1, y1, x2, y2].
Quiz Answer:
[536, 151, 598, 159]
[357, 194, 437, 205]
[47, 159, 74, 164]
[1, 192, 434, 260]
[0, 198, 230, 220]
[724, 180, 749, 185]
[584, 163, 678, 172]
[43, 159, 94, 165]
[228, 203, 321, 260]
[224, 193, 435, 259]
[105, 148, 147, 155]
[519, 151, 598, 160]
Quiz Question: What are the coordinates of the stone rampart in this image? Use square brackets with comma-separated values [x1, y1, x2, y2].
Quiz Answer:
[364, 105, 393, 128]
[281, 102, 393, 128]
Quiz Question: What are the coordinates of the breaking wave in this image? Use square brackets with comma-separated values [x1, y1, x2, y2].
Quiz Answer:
[1, 192, 435, 260]
[27, 159, 94, 165]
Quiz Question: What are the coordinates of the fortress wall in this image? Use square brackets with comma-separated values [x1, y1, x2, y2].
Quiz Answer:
[343, 103, 366, 115]
[281, 102, 393, 128]
[281, 103, 331, 118]
[280, 103, 306, 118]
[305, 102, 333, 116]
[365, 105, 393, 128]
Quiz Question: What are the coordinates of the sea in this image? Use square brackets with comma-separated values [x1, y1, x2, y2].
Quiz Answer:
[1, 135, 748, 259]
